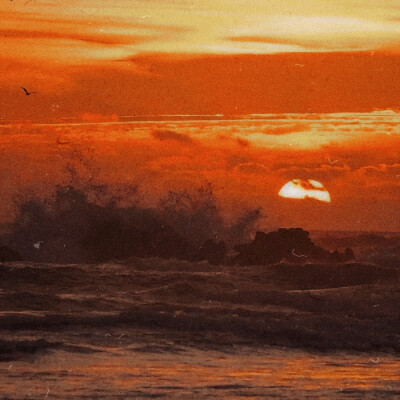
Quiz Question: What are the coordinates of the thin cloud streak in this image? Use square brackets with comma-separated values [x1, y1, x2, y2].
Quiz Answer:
[0, 29, 154, 46]
[152, 130, 194, 144]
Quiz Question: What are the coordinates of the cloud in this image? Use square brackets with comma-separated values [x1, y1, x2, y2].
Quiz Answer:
[80, 113, 119, 123]
[276, 164, 352, 182]
[225, 154, 251, 170]
[229, 15, 400, 52]
[0, 11, 178, 68]
[259, 122, 310, 135]
[359, 163, 400, 176]
[1, 112, 400, 231]
[151, 130, 194, 144]
[227, 36, 321, 49]
[0, 29, 152, 46]
[233, 162, 268, 175]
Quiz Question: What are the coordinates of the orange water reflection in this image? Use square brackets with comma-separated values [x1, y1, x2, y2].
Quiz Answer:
[2, 347, 397, 399]
[77, 355, 398, 390]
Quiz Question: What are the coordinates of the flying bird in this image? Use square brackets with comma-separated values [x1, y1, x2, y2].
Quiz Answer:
[20, 87, 36, 96]
[328, 158, 339, 165]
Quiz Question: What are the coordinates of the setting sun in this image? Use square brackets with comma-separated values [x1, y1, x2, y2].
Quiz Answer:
[278, 179, 331, 203]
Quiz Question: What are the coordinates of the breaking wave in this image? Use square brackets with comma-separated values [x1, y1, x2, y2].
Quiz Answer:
[4, 184, 261, 263]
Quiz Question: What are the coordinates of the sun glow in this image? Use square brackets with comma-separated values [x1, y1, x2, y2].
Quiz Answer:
[279, 179, 331, 203]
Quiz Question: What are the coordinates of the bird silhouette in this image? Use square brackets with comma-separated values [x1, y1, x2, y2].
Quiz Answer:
[328, 157, 339, 165]
[21, 87, 36, 96]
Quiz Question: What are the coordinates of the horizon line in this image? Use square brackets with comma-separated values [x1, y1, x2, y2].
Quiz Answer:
[1, 110, 400, 126]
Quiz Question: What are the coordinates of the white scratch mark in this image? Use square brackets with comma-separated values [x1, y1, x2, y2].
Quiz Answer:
[292, 249, 307, 258]
[133, 285, 171, 294]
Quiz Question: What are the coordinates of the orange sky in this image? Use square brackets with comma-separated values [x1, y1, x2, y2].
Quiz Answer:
[0, 113, 399, 231]
[0, 1, 399, 231]
[1, 0, 400, 118]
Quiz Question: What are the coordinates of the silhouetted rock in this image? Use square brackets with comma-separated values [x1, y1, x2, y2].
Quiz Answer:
[0, 246, 23, 262]
[343, 247, 355, 262]
[232, 228, 354, 266]
[192, 239, 227, 265]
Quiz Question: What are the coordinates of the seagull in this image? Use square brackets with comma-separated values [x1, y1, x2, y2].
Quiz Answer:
[33, 241, 44, 249]
[20, 87, 36, 96]
[328, 158, 339, 165]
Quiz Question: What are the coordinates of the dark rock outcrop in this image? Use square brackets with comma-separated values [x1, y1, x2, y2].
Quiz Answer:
[232, 228, 354, 266]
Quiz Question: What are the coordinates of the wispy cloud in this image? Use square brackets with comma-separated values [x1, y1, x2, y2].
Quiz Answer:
[151, 130, 194, 144]
[0, 28, 152, 46]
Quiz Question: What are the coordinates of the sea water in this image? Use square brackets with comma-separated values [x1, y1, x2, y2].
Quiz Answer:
[1, 329, 399, 399]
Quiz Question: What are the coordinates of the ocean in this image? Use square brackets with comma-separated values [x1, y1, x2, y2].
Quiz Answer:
[0, 258, 399, 399]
